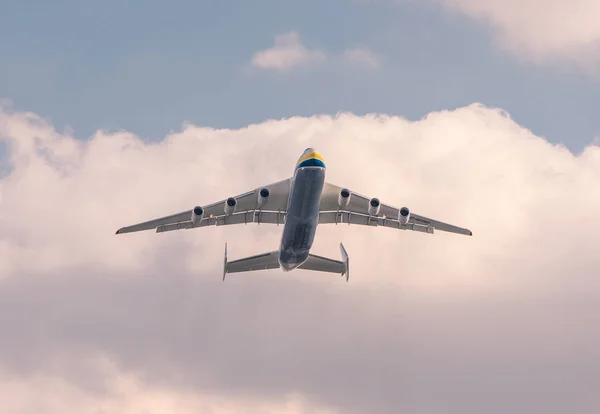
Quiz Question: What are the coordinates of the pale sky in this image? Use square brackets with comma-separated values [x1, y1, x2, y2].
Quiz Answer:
[1, 0, 599, 151]
[1, 1, 600, 413]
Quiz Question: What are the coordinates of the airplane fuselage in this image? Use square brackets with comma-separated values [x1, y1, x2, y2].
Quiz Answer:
[278, 153, 326, 271]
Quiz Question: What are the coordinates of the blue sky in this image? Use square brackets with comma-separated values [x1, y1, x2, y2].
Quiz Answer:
[1, 0, 599, 152]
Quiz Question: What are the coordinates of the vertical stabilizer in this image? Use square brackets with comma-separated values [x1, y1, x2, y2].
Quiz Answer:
[340, 243, 349, 282]
[223, 243, 228, 281]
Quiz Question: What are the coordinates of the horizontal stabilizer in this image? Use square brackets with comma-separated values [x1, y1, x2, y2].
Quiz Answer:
[222, 243, 350, 281]
[298, 243, 349, 281]
[223, 248, 280, 280]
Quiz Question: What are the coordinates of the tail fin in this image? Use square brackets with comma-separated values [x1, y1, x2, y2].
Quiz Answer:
[340, 243, 350, 282]
[223, 243, 228, 281]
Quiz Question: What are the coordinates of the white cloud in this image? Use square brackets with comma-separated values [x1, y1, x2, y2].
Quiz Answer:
[0, 357, 337, 414]
[342, 46, 382, 69]
[436, 0, 600, 68]
[1, 102, 600, 413]
[250, 31, 326, 71]
[250, 32, 381, 71]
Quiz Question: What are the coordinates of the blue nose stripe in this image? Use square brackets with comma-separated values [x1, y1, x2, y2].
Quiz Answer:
[297, 158, 326, 169]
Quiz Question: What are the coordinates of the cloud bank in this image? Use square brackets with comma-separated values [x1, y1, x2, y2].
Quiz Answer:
[436, 0, 600, 68]
[1, 102, 600, 413]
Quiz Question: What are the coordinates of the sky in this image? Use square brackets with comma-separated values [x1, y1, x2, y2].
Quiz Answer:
[1, 0, 600, 151]
[1, 1, 600, 413]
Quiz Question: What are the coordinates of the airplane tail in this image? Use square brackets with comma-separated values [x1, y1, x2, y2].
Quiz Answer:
[222, 243, 350, 282]
[297, 243, 349, 282]
[223, 247, 281, 281]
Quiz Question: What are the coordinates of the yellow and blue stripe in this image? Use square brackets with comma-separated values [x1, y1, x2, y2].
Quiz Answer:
[295, 150, 326, 169]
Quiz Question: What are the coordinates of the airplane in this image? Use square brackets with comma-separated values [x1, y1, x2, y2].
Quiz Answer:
[115, 148, 472, 282]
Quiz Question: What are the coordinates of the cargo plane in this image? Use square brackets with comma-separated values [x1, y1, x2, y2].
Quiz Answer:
[116, 148, 472, 281]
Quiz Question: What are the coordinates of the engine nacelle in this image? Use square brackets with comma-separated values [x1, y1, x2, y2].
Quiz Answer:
[338, 188, 351, 208]
[399, 207, 410, 225]
[191, 206, 204, 225]
[368, 198, 380, 216]
[257, 187, 270, 208]
[224, 197, 237, 215]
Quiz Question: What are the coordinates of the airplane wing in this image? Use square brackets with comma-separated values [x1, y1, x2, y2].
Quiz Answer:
[115, 178, 292, 234]
[318, 182, 472, 236]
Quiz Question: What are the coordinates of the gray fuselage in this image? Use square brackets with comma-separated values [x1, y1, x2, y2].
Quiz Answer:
[278, 166, 326, 271]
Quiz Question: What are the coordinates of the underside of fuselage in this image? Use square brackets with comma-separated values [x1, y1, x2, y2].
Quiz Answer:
[278, 164, 326, 271]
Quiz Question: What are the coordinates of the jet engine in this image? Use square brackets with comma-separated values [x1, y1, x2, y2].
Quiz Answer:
[191, 206, 204, 225]
[224, 197, 237, 215]
[257, 187, 270, 208]
[368, 198, 380, 216]
[338, 188, 351, 208]
[399, 207, 410, 225]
